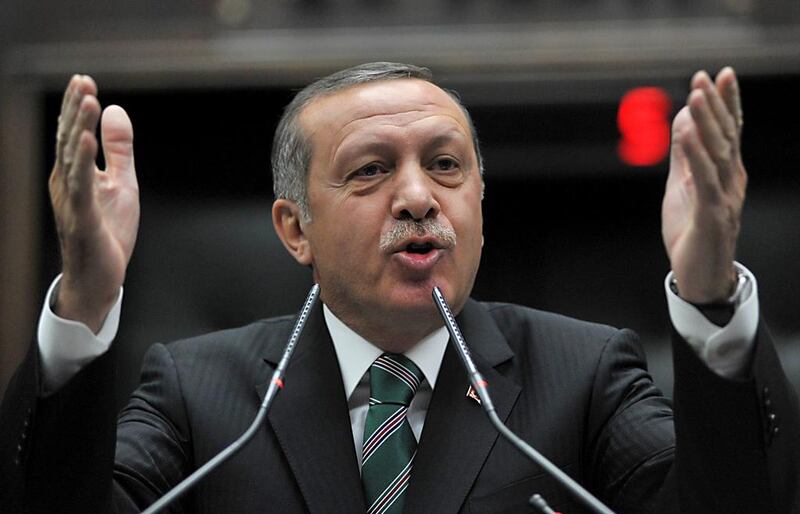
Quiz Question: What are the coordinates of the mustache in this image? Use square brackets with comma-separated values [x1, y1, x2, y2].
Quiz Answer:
[379, 218, 457, 252]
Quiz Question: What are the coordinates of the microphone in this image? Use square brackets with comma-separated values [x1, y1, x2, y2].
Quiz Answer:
[431, 287, 615, 514]
[142, 283, 321, 514]
[530, 494, 560, 514]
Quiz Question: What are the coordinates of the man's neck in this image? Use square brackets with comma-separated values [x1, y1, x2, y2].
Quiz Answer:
[323, 303, 444, 354]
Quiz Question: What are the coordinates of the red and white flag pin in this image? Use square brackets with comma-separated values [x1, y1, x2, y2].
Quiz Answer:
[466, 385, 481, 404]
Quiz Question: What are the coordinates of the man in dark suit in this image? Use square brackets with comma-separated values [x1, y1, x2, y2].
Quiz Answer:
[2, 63, 798, 513]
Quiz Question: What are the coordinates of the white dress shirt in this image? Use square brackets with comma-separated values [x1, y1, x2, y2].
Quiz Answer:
[37, 276, 123, 395]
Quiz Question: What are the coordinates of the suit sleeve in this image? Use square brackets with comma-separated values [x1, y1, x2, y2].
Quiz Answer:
[112, 343, 196, 513]
[1, 341, 40, 514]
[585, 324, 799, 514]
[0, 340, 118, 513]
[583, 328, 677, 513]
[672, 322, 800, 513]
[0, 341, 196, 514]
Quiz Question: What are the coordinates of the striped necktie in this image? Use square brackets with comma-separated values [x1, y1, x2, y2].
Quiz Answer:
[361, 353, 423, 514]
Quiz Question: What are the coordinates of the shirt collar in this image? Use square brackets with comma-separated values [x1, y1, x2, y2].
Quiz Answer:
[323, 303, 449, 399]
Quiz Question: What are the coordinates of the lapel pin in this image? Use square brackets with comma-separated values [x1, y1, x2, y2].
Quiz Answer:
[466, 385, 481, 405]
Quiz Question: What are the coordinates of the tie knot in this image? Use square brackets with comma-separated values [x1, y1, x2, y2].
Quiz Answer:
[369, 353, 423, 407]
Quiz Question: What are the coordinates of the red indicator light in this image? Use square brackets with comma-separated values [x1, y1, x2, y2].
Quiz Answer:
[617, 87, 672, 167]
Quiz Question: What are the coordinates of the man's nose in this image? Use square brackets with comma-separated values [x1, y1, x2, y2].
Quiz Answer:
[390, 165, 440, 221]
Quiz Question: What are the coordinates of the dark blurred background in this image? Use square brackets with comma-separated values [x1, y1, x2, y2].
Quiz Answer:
[2, 0, 799, 406]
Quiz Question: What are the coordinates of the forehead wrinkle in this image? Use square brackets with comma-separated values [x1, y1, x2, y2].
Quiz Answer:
[330, 115, 469, 167]
[304, 86, 459, 136]
[326, 103, 448, 142]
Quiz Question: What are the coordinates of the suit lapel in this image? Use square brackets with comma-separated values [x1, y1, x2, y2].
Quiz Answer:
[256, 303, 366, 513]
[405, 299, 521, 513]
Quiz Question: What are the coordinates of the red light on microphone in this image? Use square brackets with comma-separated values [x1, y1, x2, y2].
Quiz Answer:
[617, 87, 672, 167]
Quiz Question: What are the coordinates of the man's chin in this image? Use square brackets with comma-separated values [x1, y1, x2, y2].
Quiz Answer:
[383, 280, 462, 317]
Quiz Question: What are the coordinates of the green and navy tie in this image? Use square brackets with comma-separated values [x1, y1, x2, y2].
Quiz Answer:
[361, 353, 423, 514]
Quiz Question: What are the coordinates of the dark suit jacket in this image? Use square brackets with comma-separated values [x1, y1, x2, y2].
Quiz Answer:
[2, 299, 798, 513]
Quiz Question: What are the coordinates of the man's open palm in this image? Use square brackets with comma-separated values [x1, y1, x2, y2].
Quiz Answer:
[49, 75, 139, 332]
[662, 68, 746, 304]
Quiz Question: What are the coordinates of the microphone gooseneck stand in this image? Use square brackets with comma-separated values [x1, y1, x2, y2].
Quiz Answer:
[431, 286, 616, 514]
[142, 284, 321, 514]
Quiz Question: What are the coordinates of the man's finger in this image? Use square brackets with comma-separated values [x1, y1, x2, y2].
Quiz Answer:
[68, 131, 99, 211]
[55, 76, 79, 170]
[63, 96, 101, 179]
[58, 75, 77, 118]
[692, 71, 738, 146]
[716, 67, 743, 135]
[101, 105, 135, 177]
[56, 75, 99, 172]
[678, 123, 722, 204]
[687, 89, 737, 193]
[669, 107, 694, 174]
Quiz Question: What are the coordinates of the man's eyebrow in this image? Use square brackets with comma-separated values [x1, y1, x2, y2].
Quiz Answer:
[422, 130, 468, 152]
[332, 138, 395, 166]
[332, 128, 469, 167]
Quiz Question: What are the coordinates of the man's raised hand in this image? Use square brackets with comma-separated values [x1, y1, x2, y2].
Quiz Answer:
[662, 67, 747, 304]
[49, 75, 139, 333]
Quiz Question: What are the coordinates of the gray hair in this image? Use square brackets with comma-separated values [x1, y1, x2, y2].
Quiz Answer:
[271, 62, 484, 221]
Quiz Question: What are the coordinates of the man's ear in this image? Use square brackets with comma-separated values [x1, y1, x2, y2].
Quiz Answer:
[272, 199, 313, 266]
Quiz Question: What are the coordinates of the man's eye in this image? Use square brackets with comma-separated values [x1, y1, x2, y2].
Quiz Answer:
[355, 163, 384, 177]
[433, 158, 459, 172]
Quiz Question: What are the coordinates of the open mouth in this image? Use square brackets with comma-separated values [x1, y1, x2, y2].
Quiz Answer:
[393, 240, 442, 271]
[405, 242, 435, 254]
